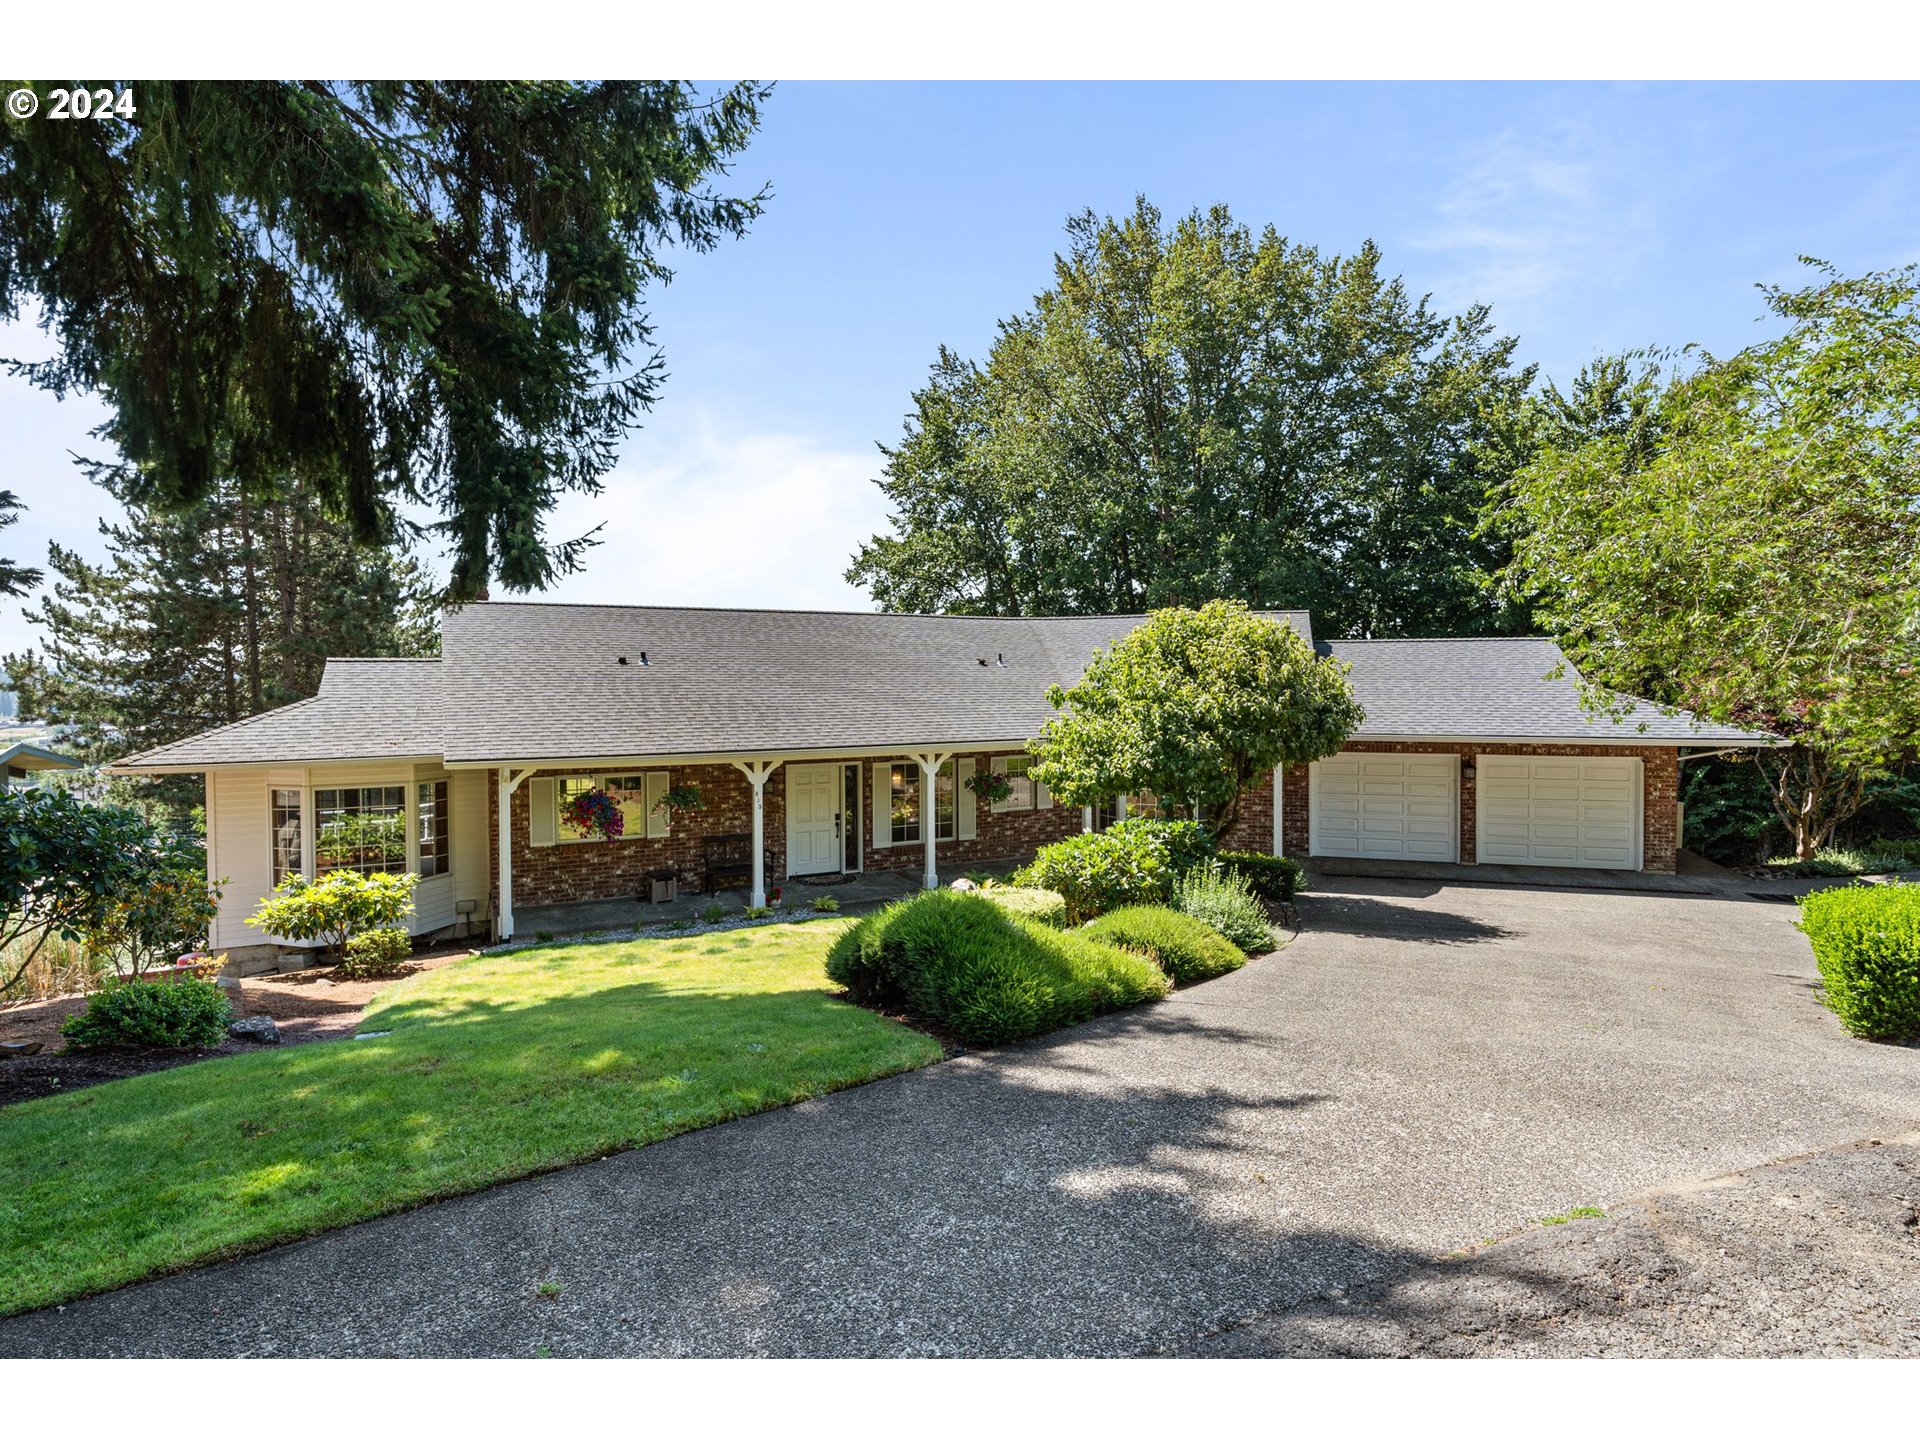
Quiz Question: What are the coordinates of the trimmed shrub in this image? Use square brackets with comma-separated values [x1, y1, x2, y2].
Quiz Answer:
[61, 978, 232, 1050]
[1013, 817, 1216, 922]
[1219, 851, 1304, 903]
[1798, 882, 1920, 1039]
[825, 890, 1168, 1045]
[339, 926, 413, 980]
[247, 869, 417, 959]
[1082, 905, 1246, 984]
[979, 886, 1068, 928]
[1170, 865, 1275, 954]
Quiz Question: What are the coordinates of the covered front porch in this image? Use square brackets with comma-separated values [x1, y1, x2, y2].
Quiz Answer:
[513, 857, 1023, 939]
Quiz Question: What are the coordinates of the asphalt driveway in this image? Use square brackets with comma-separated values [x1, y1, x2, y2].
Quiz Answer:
[4, 878, 1916, 1356]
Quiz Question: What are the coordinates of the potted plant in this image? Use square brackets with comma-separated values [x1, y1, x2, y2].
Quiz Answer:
[965, 770, 1014, 805]
[652, 783, 706, 819]
[560, 787, 625, 841]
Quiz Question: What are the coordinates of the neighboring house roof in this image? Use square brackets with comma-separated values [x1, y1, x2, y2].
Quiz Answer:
[0, 739, 84, 775]
[109, 602, 1774, 772]
[1322, 638, 1775, 744]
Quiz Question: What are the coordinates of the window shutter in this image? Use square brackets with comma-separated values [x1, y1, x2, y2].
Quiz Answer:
[956, 758, 977, 840]
[990, 756, 1011, 814]
[529, 778, 556, 848]
[871, 762, 891, 848]
[1035, 771, 1052, 810]
[645, 771, 670, 839]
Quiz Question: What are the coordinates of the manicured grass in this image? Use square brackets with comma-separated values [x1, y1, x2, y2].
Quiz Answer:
[0, 919, 940, 1316]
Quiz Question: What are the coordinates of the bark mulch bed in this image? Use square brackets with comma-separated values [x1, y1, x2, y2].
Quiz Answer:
[0, 944, 476, 1110]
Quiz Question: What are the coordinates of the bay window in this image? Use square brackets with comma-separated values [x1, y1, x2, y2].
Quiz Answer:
[314, 786, 408, 876]
[271, 788, 303, 886]
[417, 780, 450, 877]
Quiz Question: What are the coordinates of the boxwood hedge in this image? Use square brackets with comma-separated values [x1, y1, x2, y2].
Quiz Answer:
[1797, 882, 1920, 1039]
[825, 890, 1168, 1045]
[1081, 905, 1247, 985]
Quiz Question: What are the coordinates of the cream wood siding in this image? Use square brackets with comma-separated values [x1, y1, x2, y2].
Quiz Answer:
[208, 767, 282, 950]
[450, 768, 490, 931]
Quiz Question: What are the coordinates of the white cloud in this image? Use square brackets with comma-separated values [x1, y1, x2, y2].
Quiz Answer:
[1410, 116, 1659, 324]
[536, 416, 892, 613]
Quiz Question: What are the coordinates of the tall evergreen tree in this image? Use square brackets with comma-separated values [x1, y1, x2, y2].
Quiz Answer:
[5, 473, 437, 822]
[848, 199, 1535, 637]
[0, 81, 768, 597]
[0, 490, 40, 597]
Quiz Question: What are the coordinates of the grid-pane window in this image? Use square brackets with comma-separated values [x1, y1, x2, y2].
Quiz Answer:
[556, 776, 595, 840]
[416, 780, 450, 877]
[994, 756, 1037, 812]
[271, 788, 303, 886]
[605, 774, 650, 838]
[890, 761, 956, 845]
[315, 785, 408, 876]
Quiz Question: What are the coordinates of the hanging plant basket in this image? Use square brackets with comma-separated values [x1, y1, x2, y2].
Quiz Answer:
[653, 783, 706, 818]
[964, 770, 1014, 804]
[561, 786, 625, 841]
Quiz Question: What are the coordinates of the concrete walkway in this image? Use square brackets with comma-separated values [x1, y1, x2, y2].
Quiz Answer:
[3, 877, 1916, 1356]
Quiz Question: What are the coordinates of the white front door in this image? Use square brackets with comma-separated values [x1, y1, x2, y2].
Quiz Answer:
[786, 763, 842, 877]
[1476, 756, 1642, 870]
[1309, 753, 1459, 862]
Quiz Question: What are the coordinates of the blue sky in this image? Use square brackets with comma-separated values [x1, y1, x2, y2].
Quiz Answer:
[3, 80, 1917, 657]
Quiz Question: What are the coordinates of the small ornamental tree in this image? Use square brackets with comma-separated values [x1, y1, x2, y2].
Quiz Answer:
[1029, 601, 1363, 840]
[81, 850, 224, 978]
[1, 787, 163, 992]
[1498, 263, 1920, 858]
[247, 870, 417, 960]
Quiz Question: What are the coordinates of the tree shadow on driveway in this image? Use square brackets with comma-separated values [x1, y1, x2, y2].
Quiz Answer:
[1296, 893, 1519, 945]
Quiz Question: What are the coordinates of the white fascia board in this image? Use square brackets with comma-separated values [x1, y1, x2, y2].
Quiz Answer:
[1347, 732, 1785, 748]
[440, 740, 1040, 771]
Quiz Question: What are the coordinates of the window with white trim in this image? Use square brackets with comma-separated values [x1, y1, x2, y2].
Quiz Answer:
[416, 780, 450, 878]
[889, 761, 956, 845]
[271, 788, 303, 886]
[991, 755, 1044, 813]
[553, 771, 669, 842]
[314, 785, 408, 876]
[556, 775, 595, 841]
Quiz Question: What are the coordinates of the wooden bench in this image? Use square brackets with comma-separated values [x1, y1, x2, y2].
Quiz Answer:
[703, 833, 772, 894]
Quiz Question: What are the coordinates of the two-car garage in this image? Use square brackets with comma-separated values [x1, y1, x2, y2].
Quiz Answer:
[1307, 751, 1645, 871]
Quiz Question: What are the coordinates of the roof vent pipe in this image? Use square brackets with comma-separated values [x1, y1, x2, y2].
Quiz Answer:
[996, 653, 1006, 667]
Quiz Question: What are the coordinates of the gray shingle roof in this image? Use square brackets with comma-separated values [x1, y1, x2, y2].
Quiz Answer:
[112, 604, 1773, 771]
[1323, 638, 1776, 743]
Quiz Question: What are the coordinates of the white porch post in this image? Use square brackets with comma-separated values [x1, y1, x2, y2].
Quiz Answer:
[1082, 804, 1094, 833]
[731, 760, 779, 907]
[496, 766, 538, 940]
[908, 750, 953, 889]
[1272, 764, 1285, 856]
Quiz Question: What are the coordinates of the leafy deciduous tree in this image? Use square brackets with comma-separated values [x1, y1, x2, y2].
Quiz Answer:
[849, 199, 1534, 637]
[1498, 262, 1920, 858]
[1029, 601, 1363, 839]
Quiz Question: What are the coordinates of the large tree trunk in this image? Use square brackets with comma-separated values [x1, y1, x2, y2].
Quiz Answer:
[1760, 745, 1871, 860]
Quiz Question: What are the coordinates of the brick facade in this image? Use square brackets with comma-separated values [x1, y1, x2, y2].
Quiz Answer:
[488, 750, 1087, 915]
[481, 739, 1683, 922]
[1276, 742, 1680, 874]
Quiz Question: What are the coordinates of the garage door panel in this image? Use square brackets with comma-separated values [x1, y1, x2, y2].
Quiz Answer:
[1311, 754, 1459, 861]
[1476, 756, 1641, 870]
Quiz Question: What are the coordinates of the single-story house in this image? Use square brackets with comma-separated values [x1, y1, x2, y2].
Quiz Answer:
[111, 602, 1776, 958]
[2, 738, 83, 789]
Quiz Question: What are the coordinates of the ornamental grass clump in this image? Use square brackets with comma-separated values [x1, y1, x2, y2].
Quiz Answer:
[1081, 905, 1247, 985]
[1798, 882, 1920, 1039]
[1170, 865, 1275, 955]
[826, 890, 1167, 1046]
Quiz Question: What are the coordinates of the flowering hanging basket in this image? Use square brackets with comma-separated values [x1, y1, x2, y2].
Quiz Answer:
[964, 770, 1014, 804]
[561, 787, 625, 841]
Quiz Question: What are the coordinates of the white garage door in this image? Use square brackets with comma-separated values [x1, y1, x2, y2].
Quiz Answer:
[1310, 753, 1459, 861]
[1476, 756, 1641, 870]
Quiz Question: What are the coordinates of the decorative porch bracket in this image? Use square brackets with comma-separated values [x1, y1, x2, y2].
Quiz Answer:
[730, 759, 781, 908]
[496, 766, 539, 941]
[906, 750, 954, 890]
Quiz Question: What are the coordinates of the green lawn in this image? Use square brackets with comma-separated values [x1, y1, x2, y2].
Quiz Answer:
[0, 919, 940, 1316]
